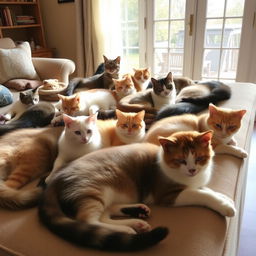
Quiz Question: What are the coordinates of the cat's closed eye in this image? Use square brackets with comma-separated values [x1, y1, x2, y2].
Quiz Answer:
[174, 159, 186, 165]
[74, 131, 81, 135]
[195, 156, 206, 163]
[215, 123, 222, 129]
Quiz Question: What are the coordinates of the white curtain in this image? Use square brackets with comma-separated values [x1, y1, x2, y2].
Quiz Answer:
[75, 0, 122, 77]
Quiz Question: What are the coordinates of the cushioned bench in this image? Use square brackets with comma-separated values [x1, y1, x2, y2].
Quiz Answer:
[0, 82, 256, 256]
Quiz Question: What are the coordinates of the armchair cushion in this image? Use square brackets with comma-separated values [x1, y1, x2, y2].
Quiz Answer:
[0, 42, 39, 84]
[4, 79, 42, 91]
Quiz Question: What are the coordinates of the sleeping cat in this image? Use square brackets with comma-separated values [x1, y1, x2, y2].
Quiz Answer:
[0, 126, 63, 209]
[145, 103, 247, 158]
[156, 81, 231, 120]
[113, 74, 136, 100]
[65, 55, 121, 96]
[46, 109, 146, 183]
[2, 88, 39, 123]
[39, 130, 235, 251]
[0, 102, 55, 136]
[52, 89, 117, 125]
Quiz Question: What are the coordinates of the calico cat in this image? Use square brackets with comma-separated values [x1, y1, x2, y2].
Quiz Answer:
[2, 88, 39, 123]
[38, 131, 235, 251]
[46, 109, 146, 183]
[156, 81, 231, 120]
[65, 55, 121, 96]
[131, 68, 151, 91]
[52, 89, 117, 125]
[0, 126, 63, 209]
[145, 103, 247, 158]
[113, 74, 136, 100]
[0, 102, 55, 136]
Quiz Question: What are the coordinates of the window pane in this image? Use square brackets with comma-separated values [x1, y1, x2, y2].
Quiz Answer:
[220, 49, 238, 79]
[205, 19, 223, 48]
[202, 49, 220, 78]
[127, 22, 139, 46]
[169, 49, 183, 76]
[122, 48, 139, 71]
[170, 0, 186, 19]
[223, 18, 242, 48]
[169, 21, 185, 48]
[155, 21, 169, 48]
[226, 0, 245, 17]
[155, 0, 169, 20]
[154, 48, 169, 76]
[127, 0, 138, 20]
[207, 0, 225, 18]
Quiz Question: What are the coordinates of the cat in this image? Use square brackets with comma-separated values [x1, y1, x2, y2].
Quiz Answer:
[0, 102, 55, 136]
[65, 55, 121, 96]
[112, 74, 136, 100]
[0, 126, 63, 209]
[52, 89, 117, 125]
[145, 103, 247, 158]
[38, 130, 235, 251]
[156, 81, 231, 120]
[131, 68, 151, 91]
[46, 109, 146, 183]
[1, 88, 39, 123]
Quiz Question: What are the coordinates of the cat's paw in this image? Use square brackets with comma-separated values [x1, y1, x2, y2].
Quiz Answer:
[121, 204, 151, 219]
[51, 115, 64, 127]
[214, 193, 236, 217]
[232, 146, 248, 158]
[130, 219, 151, 233]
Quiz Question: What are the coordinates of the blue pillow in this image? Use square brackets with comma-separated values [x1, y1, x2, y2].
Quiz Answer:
[0, 85, 13, 107]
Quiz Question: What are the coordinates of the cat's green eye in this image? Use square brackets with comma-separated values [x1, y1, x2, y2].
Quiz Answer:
[74, 131, 81, 135]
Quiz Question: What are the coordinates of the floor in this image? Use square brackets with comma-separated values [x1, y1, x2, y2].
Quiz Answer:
[238, 122, 256, 256]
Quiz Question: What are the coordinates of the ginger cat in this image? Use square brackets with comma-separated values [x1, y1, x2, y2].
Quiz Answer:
[39, 130, 235, 252]
[0, 126, 63, 209]
[113, 74, 136, 100]
[131, 67, 151, 91]
[145, 103, 247, 158]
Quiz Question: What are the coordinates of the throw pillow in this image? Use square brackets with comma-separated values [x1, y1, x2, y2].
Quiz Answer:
[0, 84, 13, 107]
[4, 79, 43, 91]
[0, 42, 40, 84]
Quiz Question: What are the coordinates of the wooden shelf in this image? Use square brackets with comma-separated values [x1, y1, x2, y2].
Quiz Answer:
[0, 2, 37, 5]
[0, 24, 41, 29]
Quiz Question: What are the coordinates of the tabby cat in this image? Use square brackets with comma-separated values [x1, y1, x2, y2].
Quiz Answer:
[145, 103, 247, 158]
[156, 81, 231, 120]
[0, 126, 63, 209]
[0, 102, 56, 136]
[2, 88, 39, 123]
[46, 109, 146, 183]
[39, 130, 235, 251]
[66, 55, 121, 96]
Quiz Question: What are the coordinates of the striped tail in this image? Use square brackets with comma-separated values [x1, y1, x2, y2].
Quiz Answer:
[38, 185, 169, 251]
[0, 183, 42, 209]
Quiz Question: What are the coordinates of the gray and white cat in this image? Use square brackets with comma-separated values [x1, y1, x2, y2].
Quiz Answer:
[2, 88, 39, 123]
[39, 130, 235, 251]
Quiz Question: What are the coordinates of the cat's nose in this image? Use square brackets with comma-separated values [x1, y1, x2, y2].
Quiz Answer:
[188, 169, 196, 175]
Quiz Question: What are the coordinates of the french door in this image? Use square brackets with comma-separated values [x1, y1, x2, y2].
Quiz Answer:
[121, 0, 256, 82]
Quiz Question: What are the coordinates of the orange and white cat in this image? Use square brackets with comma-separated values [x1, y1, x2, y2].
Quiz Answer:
[145, 103, 247, 158]
[46, 110, 146, 183]
[113, 74, 136, 100]
[39, 130, 235, 251]
[131, 68, 151, 91]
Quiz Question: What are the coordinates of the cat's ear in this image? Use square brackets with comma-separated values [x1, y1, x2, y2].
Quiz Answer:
[116, 109, 125, 120]
[151, 77, 158, 85]
[63, 114, 74, 128]
[237, 109, 246, 119]
[74, 93, 80, 103]
[58, 94, 65, 101]
[166, 72, 173, 82]
[115, 56, 121, 64]
[135, 110, 145, 120]
[103, 55, 108, 63]
[133, 68, 137, 73]
[197, 131, 213, 147]
[88, 112, 98, 123]
[208, 103, 218, 116]
[159, 136, 176, 153]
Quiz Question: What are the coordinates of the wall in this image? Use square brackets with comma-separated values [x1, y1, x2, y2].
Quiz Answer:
[39, 0, 77, 75]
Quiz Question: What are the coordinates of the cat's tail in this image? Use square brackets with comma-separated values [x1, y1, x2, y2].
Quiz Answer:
[65, 77, 82, 96]
[38, 184, 169, 252]
[156, 102, 208, 120]
[94, 62, 105, 75]
[181, 81, 231, 105]
[0, 183, 42, 209]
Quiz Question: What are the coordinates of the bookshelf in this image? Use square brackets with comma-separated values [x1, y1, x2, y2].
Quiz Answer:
[0, 0, 53, 57]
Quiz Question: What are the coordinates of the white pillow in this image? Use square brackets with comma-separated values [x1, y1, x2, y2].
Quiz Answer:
[0, 42, 39, 84]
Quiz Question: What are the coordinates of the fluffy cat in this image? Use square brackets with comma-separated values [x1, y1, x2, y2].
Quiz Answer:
[145, 103, 247, 158]
[39, 131, 235, 251]
[156, 81, 231, 120]
[131, 68, 151, 91]
[66, 55, 121, 95]
[47, 109, 146, 183]
[0, 126, 63, 209]
[1, 88, 39, 123]
[112, 74, 136, 100]
[52, 89, 117, 125]
[0, 102, 55, 136]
